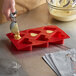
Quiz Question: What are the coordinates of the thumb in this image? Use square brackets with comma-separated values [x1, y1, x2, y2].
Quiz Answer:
[11, 5, 16, 13]
[10, 0, 16, 13]
[10, 6, 16, 17]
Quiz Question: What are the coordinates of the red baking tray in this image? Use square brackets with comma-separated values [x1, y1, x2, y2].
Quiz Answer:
[6, 25, 70, 51]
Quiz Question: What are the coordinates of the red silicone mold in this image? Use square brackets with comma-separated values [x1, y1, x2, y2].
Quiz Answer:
[6, 25, 70, 51]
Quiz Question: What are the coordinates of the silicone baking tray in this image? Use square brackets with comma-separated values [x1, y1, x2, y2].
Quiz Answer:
[7, 25, 70, 51]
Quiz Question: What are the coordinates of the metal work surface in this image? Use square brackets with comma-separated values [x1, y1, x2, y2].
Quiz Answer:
[0, 3, 76, 76]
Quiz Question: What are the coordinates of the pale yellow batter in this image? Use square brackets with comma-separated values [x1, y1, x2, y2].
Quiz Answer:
[14, 33, 21, 40]
[49, 9, 76, 21]
[30, 33, 38, 37]
[46, 30, 54, 33]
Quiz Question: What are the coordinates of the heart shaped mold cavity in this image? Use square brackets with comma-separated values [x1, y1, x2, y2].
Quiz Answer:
[37, 35, 48, 41]
[29, 30, 41, 37]
[8, 33, 14, 38]
[44, 27, 56, 33]
[22, 38, 32, 44]
[53, 32, 65, 38]
[20, 33, 25, 37]
[14, 33, 25, 40]
[44, 27, 56, 31]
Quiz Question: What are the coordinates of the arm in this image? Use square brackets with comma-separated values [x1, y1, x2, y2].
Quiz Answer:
[2, 0, 16, 20]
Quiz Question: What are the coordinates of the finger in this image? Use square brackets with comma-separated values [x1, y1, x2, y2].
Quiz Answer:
[10, 0, 16, 13]
[11, 6, 16, 13]
[11, 6, 16, 17]
[7, 9, 11, 20]
[4, 9, 11, 20]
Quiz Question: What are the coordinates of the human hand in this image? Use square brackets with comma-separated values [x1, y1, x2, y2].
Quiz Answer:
[2, 0, 16, 20]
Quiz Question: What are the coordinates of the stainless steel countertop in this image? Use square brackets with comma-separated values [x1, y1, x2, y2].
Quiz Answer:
[0, 3, 76, 76]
